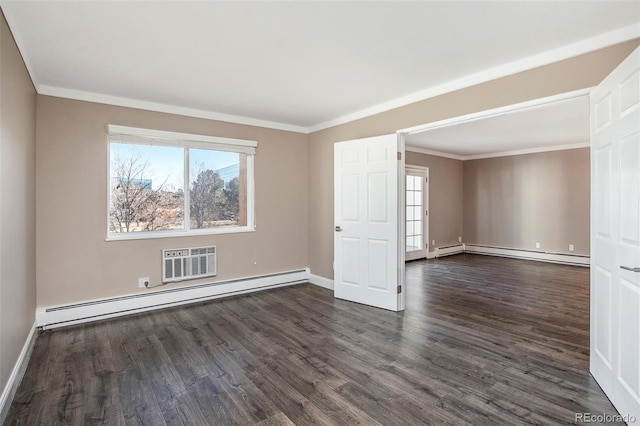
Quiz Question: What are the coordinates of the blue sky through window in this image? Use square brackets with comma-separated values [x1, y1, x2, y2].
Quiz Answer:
[110, 143, 239, 191]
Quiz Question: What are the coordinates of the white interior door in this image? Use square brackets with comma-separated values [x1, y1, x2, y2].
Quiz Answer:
[590, 46, 640, 421]
[406, 167, 429, 261]
[334, 134, 403, 311]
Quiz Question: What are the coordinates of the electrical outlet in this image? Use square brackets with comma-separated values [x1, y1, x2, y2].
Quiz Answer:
[432, 240, 436, 246]
[535, 242, 541, 249]
[138, 277, 150, 288]
[569, 244, 574, 252]
[458, 236, 462, 243]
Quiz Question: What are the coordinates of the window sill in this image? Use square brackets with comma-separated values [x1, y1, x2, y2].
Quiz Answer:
[105, 226, 255, 242]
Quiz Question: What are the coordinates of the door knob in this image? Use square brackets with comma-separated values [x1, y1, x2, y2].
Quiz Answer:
[335, 226, 342, 232]
[620, 265, 640, 273]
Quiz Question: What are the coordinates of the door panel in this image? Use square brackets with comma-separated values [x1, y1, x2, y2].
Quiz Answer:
[593, 268, 612, 368]
[405, 167, 429, 261]
[620, 135, 639, 244]
[619, 281, 639, 395]
[368, 239, 389, 290]
[341, 174, 360, 220]
[334, 134, 401, 311]
[595, 145, 612, 237]
[340, 237, 360, 285]
[591, 46, 640, 420]
[368, 173, 389, 222]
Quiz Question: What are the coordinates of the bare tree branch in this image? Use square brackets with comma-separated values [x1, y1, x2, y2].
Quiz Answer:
[109, 154, 183, 232]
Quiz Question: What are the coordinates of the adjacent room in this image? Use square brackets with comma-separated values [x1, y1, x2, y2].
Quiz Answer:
[403, 95, 591, 263]
[1, 1, 639, 424]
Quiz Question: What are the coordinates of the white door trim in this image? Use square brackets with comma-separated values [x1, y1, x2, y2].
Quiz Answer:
[397, 133, 406, 311]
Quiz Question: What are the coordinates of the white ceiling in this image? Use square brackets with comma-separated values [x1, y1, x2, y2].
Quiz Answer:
[405, 95, 590, 159]
[1, 1, 639, 136]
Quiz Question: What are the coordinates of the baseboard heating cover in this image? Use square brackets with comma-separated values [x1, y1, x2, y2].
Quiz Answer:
[464, 244, 590, 266]
[36, 269, 310, 329]
[435, 244, 465, 257]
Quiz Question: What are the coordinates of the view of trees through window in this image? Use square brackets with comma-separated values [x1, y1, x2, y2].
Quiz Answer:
[109, 143, 246, 234]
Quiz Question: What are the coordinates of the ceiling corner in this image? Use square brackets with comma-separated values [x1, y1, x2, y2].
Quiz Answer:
[1, 1, 41, 92]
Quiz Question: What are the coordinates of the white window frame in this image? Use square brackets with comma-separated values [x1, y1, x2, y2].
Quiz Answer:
[106, 125, 256, 241]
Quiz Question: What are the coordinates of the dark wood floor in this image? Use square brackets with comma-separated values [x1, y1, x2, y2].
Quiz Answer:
[5, 254, 620, 425]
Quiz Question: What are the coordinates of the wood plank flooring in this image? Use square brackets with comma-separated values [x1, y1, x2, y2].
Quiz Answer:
[5, 254, 620, 425]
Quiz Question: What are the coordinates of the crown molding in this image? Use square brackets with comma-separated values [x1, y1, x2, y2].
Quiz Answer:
[38, 86, 309, 134]
[462, 142, 590, 161]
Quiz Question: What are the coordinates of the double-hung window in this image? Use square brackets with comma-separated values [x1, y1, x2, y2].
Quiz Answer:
[107, 125, 256, 240]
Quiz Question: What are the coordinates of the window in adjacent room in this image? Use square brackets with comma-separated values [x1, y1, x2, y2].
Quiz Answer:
[107, 125, 256, 240]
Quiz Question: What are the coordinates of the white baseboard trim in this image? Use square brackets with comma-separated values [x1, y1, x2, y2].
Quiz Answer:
[37, 269, 310, 329]
[0, 321, 37, 423]
[435, 244, 465, 257]
[309, 274, 334, 290]
[464, 244, 590, 266]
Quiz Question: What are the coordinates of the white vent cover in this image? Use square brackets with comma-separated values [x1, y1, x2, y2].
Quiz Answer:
[162, 246, 217, 283]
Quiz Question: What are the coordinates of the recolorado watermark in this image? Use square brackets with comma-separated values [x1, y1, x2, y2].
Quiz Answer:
[575, 412, 637, 423]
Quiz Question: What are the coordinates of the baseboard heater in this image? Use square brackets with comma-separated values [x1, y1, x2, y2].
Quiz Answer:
[36, 268, 310, 330]
[464, 244, 590, 266]
[435, 244, 465, 257]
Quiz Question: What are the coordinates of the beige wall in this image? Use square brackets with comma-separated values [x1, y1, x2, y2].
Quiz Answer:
[0, 13, 36, 407]
[406, 151, 463, 252]
[308, 39, 639, 279]
[463, 148, 590, 255]
[7, 26, 640, 315]
[36, 97, 309, 307]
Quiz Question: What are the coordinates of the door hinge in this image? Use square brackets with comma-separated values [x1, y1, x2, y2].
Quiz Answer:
[397, 285, 402, 294]
[397, 152, 402, 160]
[425, 177, 428, 183]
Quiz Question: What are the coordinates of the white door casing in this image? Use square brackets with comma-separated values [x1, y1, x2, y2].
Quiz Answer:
[590, 46, 640, 421]
[334, 134, 404, 311]
[405, 166, 429, 261]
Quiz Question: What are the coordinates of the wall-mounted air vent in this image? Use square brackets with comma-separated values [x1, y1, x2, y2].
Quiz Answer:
[162, 246, 217, 283]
